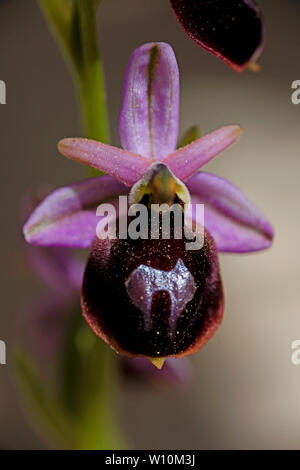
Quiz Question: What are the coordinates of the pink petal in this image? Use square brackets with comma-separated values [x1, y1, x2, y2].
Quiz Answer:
[23, 175, 128, 248]
[58, 138, 150, 186]
[164, 125, 242, 181]
[187, 172, 274, 253]
[119, 42, 180, 161]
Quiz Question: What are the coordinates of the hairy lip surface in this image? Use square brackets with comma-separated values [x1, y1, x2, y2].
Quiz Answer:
[81, 223, 223, 359]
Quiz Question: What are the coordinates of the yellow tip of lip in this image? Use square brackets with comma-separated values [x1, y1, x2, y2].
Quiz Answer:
[247, 61, 261, 73]
[149, 357, 166, 370]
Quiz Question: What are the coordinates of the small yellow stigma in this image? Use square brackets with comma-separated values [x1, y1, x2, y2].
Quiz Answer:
[149, 357, 167, 370]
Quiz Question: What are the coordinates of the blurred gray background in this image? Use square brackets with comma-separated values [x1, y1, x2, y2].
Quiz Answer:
[1, 0, 300, 449]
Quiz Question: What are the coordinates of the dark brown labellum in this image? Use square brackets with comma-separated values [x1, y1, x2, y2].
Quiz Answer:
[170, 0, 264, 71]
[81, 215, 224, 360]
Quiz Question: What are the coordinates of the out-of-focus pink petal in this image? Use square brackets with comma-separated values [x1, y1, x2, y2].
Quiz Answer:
[58, 138, 150, 186]
[27, 246, 84, 294]
[187, 172, 274, 253]
[119, 42, 180, 161]
[23, 295, 69, 358]
[23, 175, 128, 248]
[164, 126, 241, 181]
[169, 0, 264, 72]
[26, 295, 73, 357]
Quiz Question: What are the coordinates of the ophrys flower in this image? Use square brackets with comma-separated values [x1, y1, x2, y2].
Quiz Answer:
[24, 43, 273, 368]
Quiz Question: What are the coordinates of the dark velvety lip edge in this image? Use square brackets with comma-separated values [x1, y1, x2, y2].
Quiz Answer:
[81, 284, 225, 361]
[169, 0, 265, 72]
[173, 290, 224, 359]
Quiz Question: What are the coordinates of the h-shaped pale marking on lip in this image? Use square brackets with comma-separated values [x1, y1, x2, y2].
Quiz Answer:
[125, 258, 197, 334]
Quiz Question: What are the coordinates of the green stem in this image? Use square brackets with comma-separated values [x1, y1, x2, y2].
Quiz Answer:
[36, 0, 123, 449]
[38, 0, 74, 65]
[39, 0, 110, 143]
[73, 0, 110, 142]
